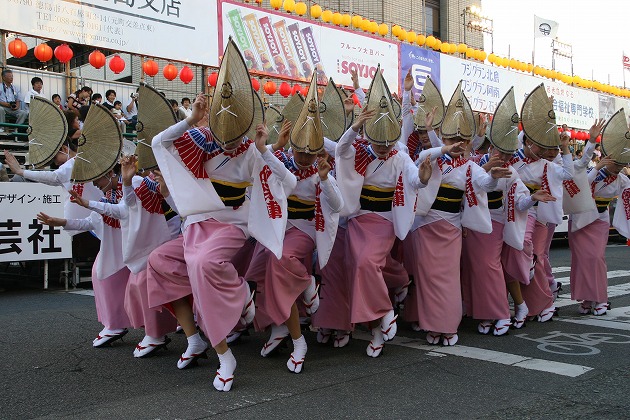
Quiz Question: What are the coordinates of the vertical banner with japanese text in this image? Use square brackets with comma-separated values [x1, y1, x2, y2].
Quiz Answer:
[0, 0, 219, 66]
[0, 183, 72, 262]
[220, 0, 400, 92]
[399, 44, 441, 98]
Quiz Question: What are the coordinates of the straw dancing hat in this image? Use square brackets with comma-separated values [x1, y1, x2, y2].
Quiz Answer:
[27, 96, 68, 168]
[290, 75, 323, 154]
[392, 96, 402, 120]
[441, 80, 475, 141]
[281, 92, 304, 127]
[319, 78, 346, 141]
[245, 91, 266, 141]
[364, 64, 401, 145]
[489, 87, 520, 153]
[601, 108, 630, 165]
[71, 104, 122, 183]
[209, 37, 255, 146]
[136, 82, 177, 171]
[413, 76, 445, 131]
[520, 83, 560, 148]
[265, 104, 284, 145]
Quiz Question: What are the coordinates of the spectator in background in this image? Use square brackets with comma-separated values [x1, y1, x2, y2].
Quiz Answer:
[67, 86, 91, 112]
[91, 93, 103, 104]
[179, 97, 192, 118]
[66, 110, 81, 141]
[124, 88, 138, 129]
[24, 76, 45, 109]
[52, 94, 64, 110]
[103, 89, 116, 110]
[574, 149, 583, 161]
[170, 99, 186, 121]
[0, 69, 28, 131]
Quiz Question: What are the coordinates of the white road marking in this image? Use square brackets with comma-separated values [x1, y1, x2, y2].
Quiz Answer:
[67, 290, 94, 297]
[552, 266, 571, 274]
[555, 276, 630, 308]
[558, 306, 630, 331]
[353, 331, 593, 377]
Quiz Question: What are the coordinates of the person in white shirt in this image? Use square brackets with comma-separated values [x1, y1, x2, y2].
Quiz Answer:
[179, 97, 192, 118]
[24, 77, 45, 109]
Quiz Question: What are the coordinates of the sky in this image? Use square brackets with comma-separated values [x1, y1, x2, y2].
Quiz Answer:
[481, 0, 629, 87]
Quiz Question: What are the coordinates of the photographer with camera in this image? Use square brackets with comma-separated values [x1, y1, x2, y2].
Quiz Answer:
[0, 69, 28, 132]
[123, 88, 139, 130]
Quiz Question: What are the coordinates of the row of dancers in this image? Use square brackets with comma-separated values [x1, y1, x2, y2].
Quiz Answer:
[5, 40, 629, 392]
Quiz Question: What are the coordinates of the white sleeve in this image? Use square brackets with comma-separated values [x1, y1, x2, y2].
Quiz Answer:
[428, 130, 443, 147]
[555, 153, 575, 180]
[323, 137, 337, 156]
[88, 200, 128, 220]
[576, 141, 596, 169]
[353, 88, 366, 106]
[152, 120, 193, 147]
[403, 154, 426, 190]
[320, 177, 343, 212]
[471, 163, 499, 192]
[23, 161, 72, 186]
[471, 135, 485, 152]
[261, 149, 292, 183]
[399, 90, 414, 148]
[416, 146, 444, 165]
[65, 217, 95, 232]
[336, 127, 358, 159]
[516, 195, 536, 211]
[122, 185, 137, 207]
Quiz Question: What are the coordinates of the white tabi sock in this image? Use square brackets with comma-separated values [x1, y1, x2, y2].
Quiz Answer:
[287, 335, 307, 373]
[214, 349, 236, 392]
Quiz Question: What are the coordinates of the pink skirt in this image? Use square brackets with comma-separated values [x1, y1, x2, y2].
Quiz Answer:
[124, 269, 178, 337]
[312, 227, 352, 331]
[346, 213, 397, 324]
[406, 220, 462, 334]
[502, 214, 535, 285]
[183, 219, 248, 347]
[461, 220, 510, 320]
[542, 223, 556, 287]
[520, 217, 554, 316]
[569, 219, 609, 303]
[92, 259, 131, 330]
[253, 227, 315, 330]
[146, 235, 191, 311]
[232, 238, 256, 277]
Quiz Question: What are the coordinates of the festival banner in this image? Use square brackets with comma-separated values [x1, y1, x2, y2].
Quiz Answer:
[532, 81, 601, 129]
[399, 44, 441, 98]
[0, 183, 72, 263]
[0, 0, 219, 66]
[220, 1, 400, 92]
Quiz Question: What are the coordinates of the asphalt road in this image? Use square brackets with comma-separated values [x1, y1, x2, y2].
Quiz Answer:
[1, 243, 629, 419]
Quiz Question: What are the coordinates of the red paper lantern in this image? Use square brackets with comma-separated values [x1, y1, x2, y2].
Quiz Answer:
[8, 38, 28, 59]
[163, 63, 178, 81]
[108, 55, 125, 74]
[251, 78, 260, 91]
[142, 60, 159, 77]
[291, 84, 302, 95]
[180, 66, 194, 84]
[263, 81, 277, 95]
[207, 71, 218, 87]
[34, 43, 53, 62]
[54, 44, 73, 63]
[301, 86, 309, 96]
[570, 130, 576, 139]
[279, 82, 291, 97]
[89, 50, 106, 69]
[596, 135, 601, 143]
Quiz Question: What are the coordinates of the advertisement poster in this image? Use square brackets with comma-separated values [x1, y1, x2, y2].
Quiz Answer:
[220, 1, 400, 92]
[400, 44, 441, 97]
[0, 183, 72, 262]
[0, 0, 219, 66]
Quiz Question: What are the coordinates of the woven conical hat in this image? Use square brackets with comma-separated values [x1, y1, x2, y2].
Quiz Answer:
[364, 64, 400, 145]
[601, 108, 630, 165]
[521, 83, 560, 148]
[209, 37, 255, 146]
[319, 78, 346, 141]
[290, 75, 323, 154]
[489, 87, 520, 153]
[392, 96, 402, 120]
[27, 96, 68, 168]
[442, 80, 475, 141]
[414, 76, 445, 131]
[136, 82, 177, 171]
[71, 104, 122, 183]
[281, 92, 304, 126]
[265, 104, 284, 145]
[245, 91, 265, 140]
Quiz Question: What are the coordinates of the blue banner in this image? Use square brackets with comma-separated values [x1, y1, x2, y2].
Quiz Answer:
[400, 44, 441, 97]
